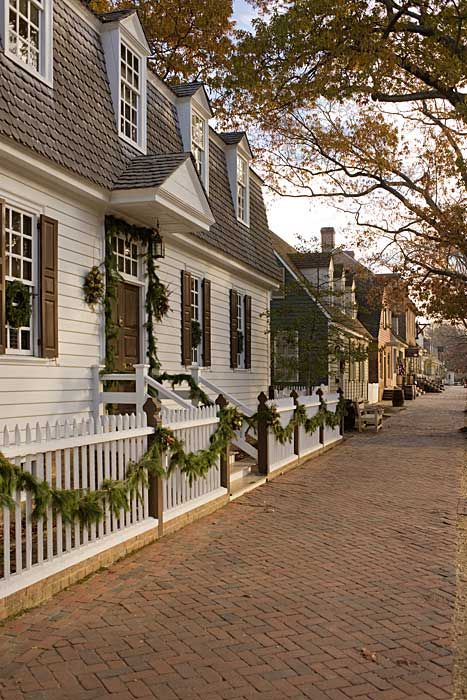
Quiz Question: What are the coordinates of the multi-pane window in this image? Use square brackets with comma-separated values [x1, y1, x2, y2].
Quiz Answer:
[5, 206, 35, 353]
[237, 156, 248, 224]
[237, 293, 245, 368]
[113, 235, 138, 278]
[190, 276, 202, 365]
[120, 42, 140, 144]
[8, 0, 42, 72]
[191, 111, 205, 180]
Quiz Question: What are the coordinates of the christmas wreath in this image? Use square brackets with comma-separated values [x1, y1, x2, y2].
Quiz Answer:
[6, 280, 32, 328]
[83, 266, 105, 307]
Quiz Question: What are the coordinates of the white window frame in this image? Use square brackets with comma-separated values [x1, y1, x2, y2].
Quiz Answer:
[113, 233, 141, 282]
[118, 35, 147, 153]
[236, 292, 246, 369]
[191, 109, 206, 184]
[190, 275, 203, 366]
[1, 0, 53, 85]
[236, 155, 249, 225]
[5, 204, 38, 356]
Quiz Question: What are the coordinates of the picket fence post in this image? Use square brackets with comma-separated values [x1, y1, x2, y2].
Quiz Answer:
[92, 364, 104, 422]
[215, 394, 231, 492]
[316, 387, 324, 446]
[291, 390, 300, 457]
[143, 396, 164, 537]
[337, 386, 345, 436]
[257, 392, 269, 476]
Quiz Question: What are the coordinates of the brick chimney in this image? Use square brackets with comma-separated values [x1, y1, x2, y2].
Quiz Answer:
[321, 227, 335, 252]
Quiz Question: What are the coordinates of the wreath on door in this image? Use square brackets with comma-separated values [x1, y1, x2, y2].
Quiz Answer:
[6, 280, 32, 328]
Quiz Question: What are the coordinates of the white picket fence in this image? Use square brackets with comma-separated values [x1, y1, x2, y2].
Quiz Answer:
[0, 413, 155, 593]
[161, 405, 226, 521]
[322, 393, 341, 447]
[297, 394, 322, 458]
[271, 386, 308, 399]
[267, 397, 298, 473]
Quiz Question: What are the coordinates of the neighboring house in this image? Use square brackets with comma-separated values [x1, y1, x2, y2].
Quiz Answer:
[270, 232, 372, 400]
[335, 248, 419, 402]
[0, 0, 280, 433]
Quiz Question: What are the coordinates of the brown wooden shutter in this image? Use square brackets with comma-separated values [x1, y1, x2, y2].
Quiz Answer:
[244, 295, 252, 369]
[230, 289, 238, 369]
[202, 278, 211, 367]
[181, 270, 192, 366]
[39, 215, 59, 358]
[0, 200, 6, 355]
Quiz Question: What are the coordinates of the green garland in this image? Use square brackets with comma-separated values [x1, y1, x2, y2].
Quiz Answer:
[156, 372, 213, 407]
[6, 280, 32, 329]
[250, 395, 346, 445]
[0, 407, 243, 524]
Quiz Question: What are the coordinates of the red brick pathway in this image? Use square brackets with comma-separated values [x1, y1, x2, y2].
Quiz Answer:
[0, 389, 464, 700]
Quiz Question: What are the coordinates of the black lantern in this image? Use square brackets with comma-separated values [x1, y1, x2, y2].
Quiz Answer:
[153, 221, 165, 259]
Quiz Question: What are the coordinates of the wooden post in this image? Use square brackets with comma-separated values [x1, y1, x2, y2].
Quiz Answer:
[92, 364, 104, 422]
[134, 364, 149, 416]
[215, 394, 231, 492]
[337, 386, 344, 436]
[291, 390, 300, 457]
[143, 396, 164, 537]
[257, 391, 269, 475]
[316, 387, 324, 445]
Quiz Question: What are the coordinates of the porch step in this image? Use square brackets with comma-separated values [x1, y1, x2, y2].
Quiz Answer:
[230, 471, 266, 500]
[382, 389, 394, 401]
[231, 459, 256, 483]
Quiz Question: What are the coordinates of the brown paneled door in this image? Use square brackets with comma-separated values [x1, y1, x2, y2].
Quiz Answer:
[114, 282, 140, 371]
[109, 282, 140, 414]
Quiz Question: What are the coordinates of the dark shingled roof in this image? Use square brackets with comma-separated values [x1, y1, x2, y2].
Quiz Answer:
[171, 82, 205, 98]
[0, 0, 279, 281]
[99, 9, 136, 22]
[270, 233, 371, 339]
[219, 132, 247, 145]
[113, 153, 191, 190]
[290, 252, 332, 269]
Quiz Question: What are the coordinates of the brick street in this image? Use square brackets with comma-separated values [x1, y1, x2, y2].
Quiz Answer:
[0, 388, 464, 700]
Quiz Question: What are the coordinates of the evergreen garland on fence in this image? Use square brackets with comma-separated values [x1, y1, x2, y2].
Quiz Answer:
[0, 407, 244, 525]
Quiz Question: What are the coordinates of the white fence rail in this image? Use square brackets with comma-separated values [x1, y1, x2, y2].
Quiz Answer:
[266, 397, 298, 473]
[0, 413, 154, 588]
[297, 394, 322, 458]
[161, 405, 226, 520]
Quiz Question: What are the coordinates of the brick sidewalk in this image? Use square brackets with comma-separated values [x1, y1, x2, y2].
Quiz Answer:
[0, 388, 464, 700]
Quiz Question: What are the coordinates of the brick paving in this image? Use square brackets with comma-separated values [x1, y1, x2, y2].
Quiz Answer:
[0, 388, 464, 700]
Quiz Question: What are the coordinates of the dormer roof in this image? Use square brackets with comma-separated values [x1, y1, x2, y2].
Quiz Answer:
[220, 132, 253, 158]
[172, 81, 213, 117]
[99, 9, 136, 23]
[290, 252, 332, 269]
[99, 8, 150, 54]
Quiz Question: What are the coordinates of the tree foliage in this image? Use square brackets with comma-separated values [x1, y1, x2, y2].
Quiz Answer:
[89, 0, 234, 83]
[226, 0, 467, 325]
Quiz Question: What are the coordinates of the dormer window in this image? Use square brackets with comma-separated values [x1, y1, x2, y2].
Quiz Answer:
[191, 110, 206, 180]
[120, 42, 140, 145]
[237, 155, 249, 224]
[2, 0, 53, 83]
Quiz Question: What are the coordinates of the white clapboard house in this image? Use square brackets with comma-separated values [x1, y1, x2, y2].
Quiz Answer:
[0, 0, 281, 433]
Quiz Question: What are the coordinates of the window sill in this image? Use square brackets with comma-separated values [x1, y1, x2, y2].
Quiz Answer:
[118, 131, 147, 155]
[1, 355, 57, 366]
[3, 50, 53, 88]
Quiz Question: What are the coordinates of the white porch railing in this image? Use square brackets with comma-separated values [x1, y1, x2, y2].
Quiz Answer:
[296, 394, 322, 458]
[161, 405, 226, 520]
[0, 413, 155, 593]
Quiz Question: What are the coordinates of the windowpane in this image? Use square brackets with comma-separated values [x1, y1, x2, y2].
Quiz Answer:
[120, 42, 140, 145]
[8, 0, 42, 73]
[114, 234, 139, 279]
[5, 205, 35, 353]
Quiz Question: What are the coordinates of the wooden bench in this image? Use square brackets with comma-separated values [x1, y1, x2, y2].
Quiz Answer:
[354, 400, 384, 432]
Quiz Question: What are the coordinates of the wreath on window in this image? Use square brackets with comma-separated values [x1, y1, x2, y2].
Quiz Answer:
[237, 330, 244, 354]
[191, 320, 202, 349]
[6, 280, 32, 329]
[83, 266, 105, 308]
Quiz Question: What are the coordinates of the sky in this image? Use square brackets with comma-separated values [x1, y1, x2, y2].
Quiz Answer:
[231, 1, 349, 250]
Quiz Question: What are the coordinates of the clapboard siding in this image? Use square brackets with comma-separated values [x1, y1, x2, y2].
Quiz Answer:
[0, 164, 102, 430]
[156, 240, 271, 406]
